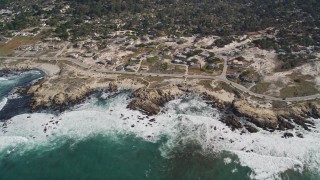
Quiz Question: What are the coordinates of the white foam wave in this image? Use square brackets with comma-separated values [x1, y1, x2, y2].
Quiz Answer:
[0, 77, 8, 81]
[0, 94, 319, 179]
[235, 151, 303, 180]
[0, 98, 7, 111]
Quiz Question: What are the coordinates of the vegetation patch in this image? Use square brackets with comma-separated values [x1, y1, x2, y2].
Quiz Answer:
[251, 82, 271, 94]
[280, 84, 319, 97]
[146, 56, 159, 63]
[198, 80, 214, 90]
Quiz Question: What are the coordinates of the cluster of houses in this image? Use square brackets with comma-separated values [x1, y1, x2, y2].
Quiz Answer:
[228, 59, 244, 66]
[12, 32, 38, 37]
[17, 44, 60, 52]
[60, 4, 70, 13]
[171, 48, 220, 70]
[0, 9, 13, 22]
[0, 36, 10, 43]
[44, 37, 62, 42]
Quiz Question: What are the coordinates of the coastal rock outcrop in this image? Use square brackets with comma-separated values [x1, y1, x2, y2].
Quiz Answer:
[232, 100, 278, 129]
[127, 88, 174, 115]
[224, 115, 243, 131]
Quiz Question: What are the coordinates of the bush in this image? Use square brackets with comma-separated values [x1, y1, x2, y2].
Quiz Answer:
[161, 62, 168, 71]
[147, 56, 159, 63]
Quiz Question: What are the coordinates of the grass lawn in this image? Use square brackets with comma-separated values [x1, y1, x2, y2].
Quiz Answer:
[280, 74, 319, 97]
[251, 82, 271, 94]
[280, 84, 319, 97]
[0, 36, 35, 56]
[146, 56, 159, 63]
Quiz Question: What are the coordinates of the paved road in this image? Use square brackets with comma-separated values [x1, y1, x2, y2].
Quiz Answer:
[217, 58, 228, 79]
[1, 56, 320, 102]
[54, 42, 70, 58]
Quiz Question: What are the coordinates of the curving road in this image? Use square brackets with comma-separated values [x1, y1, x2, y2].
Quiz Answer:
[1, 56, 320, 102]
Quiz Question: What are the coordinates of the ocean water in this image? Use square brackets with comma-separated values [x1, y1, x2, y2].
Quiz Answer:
[0, 70, 45, 120]
[0, 70, 320, 180]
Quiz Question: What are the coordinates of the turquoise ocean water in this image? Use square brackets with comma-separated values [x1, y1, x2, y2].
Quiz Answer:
[0, 70, 319, 180]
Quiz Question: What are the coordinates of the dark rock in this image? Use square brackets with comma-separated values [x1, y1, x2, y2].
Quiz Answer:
[296, 133, 304, 138]
[108, 83, 118, 92]
[277, 116, 295, 130]
[149, 118, 156, 122]
[245, 124, 258, 133]
[127, 88, 174, 115]
[292, 115, 311, 131]
[283, 132, 294, 138]
[225, 116, 242, 130]
[127, 99, 161, 115]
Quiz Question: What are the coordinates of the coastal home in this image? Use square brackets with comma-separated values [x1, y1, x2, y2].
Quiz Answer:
[206, 64, 216, 70]
[68, 53, 79, 59]
[187, 61, 197, 67]
[125, 65, 138, 72]
[182, 48, 192, 54]
[231, 59, 244, 66]
[124, 40, 134, 46]
[140, 54, 152, 61]
[222, 51, 233, 56]
[116, 65, 124, 71]
[106, 59, 117, 65]
[93, 53, 102, 60]
[140, 66, 149, 71]
[172, 59, 183, 64]
[83, 42, 96, 50]
[189, 63, 201, 69]
[48, 45, 58, 49]
[199, 51, 210, 58]
[17, 45, 32, 51]
[83, 52, 94, 57]
[130, 57, 140, 62]
[96, 61, 105, 65]
[126, 47, 137, 51]
[60, 5, 70, 13]
[140, 36, 149, 42]
[44, 37, 61, 42]
[114, 39, 126, 45]
[162, 50, 172, 56]
[0, 9, 12, 16]
[175, 54, 187, 59]
[239, 74, 258, 83]
[227, 73, 240, 79]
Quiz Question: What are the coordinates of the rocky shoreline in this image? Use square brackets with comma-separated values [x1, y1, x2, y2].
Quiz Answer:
[1, 61, 320, 136]
[125, 85, 320, 136]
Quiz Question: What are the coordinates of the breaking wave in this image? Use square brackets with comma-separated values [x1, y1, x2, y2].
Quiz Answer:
[0, 92, 319, 179]
[0, 98, 7, 112]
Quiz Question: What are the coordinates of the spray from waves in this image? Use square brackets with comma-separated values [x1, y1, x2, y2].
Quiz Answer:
[0, 77, 8, 81]
[0, 98, 7, 111]
[0, 92, 320, 179]
[160, 97, 320, 179]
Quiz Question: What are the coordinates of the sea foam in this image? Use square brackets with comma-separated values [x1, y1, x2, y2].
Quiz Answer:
[0, 77, 8, 81]
[0, 93, 319, 180]
[0, 98, 7, 111]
